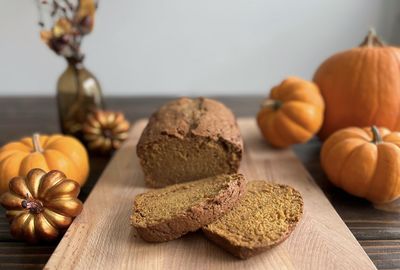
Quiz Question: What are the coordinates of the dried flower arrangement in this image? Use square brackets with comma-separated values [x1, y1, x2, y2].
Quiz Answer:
[37, 0, 97, 62]
[36, 0, 105, 140]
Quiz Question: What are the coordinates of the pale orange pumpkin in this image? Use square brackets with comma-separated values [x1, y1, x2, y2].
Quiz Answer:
[0, 133, 89, 194]
[314, 29, 400, 140]
[321, 126, 400, 203]
[257, 77, 325, 148]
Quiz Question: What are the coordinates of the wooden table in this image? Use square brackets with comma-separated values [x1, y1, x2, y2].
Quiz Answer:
[0, 97, 398, 270]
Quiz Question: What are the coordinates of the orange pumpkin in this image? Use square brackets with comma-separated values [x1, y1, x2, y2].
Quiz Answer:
[0, 133, 89, 194]
[314, 29, 400, 140]
[321, 126, 400, 203]
[257, 77, 325, 148]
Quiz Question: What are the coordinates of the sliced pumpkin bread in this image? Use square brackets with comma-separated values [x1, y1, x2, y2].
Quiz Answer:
[131, 173, 246, 242]
[202, 181, 303, 259]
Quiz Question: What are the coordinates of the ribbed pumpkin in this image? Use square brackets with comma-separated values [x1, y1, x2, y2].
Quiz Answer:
[314, 29, 400, 140]
[257, 77, 325, 148]
[0, 134, 89, 194]
[0, 168, 83, 243]
[321, 126, 400, 203]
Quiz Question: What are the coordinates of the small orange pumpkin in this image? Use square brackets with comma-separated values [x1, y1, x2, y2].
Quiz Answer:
[0, 133, 89, 194]
[321, 126, 400, 203]
[314, 29, 400, 140]
[257, 77, 325, 148]
[0, 168, 83, 243]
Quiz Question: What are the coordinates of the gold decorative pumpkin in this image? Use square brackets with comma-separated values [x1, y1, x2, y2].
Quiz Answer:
[0, 168, 83, 243]
[257, 77, 325, 148]
[321, 126, 400, 203]
[314, 29, 400, 140]
[0, 133, 89, 194]
[83, 110, 130, 153]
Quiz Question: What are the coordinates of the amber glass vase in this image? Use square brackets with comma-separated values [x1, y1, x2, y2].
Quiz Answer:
[57, 59, 105, 139]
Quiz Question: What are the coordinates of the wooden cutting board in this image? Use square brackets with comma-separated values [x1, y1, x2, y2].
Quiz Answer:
[45, 118, 376, 270]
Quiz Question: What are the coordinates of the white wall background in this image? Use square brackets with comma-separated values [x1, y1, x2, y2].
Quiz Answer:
[1, 0, 400, 96]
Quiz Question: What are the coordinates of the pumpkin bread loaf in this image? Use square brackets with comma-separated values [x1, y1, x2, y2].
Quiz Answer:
[202, 181, 303, 259]
[131, 173, 246, 242]
[136, 97, 243, 188]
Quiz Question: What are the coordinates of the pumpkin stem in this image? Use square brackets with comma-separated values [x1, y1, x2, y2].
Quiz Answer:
[261, 99, 282, 110]
[32, 133, 43, 153]
[21, 193, 43, 214]
[360, 28, 385, 47]
[371, 126, 383, 144]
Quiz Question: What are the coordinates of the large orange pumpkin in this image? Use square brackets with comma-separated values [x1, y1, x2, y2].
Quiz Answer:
[314, 29, 400, 140]
[257, 77, 325, 148]
[321, 126, 400, 203]
[0, 133, 89, 194]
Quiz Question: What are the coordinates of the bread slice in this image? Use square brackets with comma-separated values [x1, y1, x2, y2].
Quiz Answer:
[202, 181, 303, 259]
[131, 173, 246, 242]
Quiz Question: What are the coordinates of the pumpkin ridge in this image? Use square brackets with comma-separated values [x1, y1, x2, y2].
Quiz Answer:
[43, 140, 80, 176]
[34, 213, 58, 240]
[18, 153, 49, 181]
[42, 208, 72, 228]
[367, 144, 399, 202]
[42, 135, 63, 148]
[0, 154, 27, 195]
[0, 150, 26, 162]
[44, 199, 81, 217]
[336, 143, 367, 189]
[43, 149, 81, 182]
[38, 172, 67, 200]
[381, 143, 400, 201]
[387, 48, 400, 130]
[11, 212, 30, 238]
[279, 110, 313, 141]
[41, 180, 78, 202]
[351, 49, 369, 122]
[262, 113, 285, 147]
[370, 50, 381, 126]
[0, 154, 18, 188]
[340, 143, 377, 197]
[281, 101, 320, 132]
[20, 138, 34, 149]
[273, 113, 296, 146]
[322, 139, 365, 186]
[22, 214, 35, 241]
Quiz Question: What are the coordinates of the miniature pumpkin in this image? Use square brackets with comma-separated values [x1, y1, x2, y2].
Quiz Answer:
[82, 110, 130, 153]
[0, 133, 89, 194]
[0, 168, 83, 243]
[314, 29, 400, 140]
[257, 77, 325, 148]
[321, 126, 400, 203]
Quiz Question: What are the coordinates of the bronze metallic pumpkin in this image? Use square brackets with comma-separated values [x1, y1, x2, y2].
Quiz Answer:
[83, 109, 130, 153]
[0, 168, 83, 243]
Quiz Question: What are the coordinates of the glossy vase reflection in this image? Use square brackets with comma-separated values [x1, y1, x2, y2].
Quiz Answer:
[57, 60, 104, 139]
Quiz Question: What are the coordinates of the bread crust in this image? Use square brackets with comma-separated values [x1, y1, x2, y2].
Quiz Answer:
[203, 220, 298, 259]
[202, 182, 304, 259]
[131, 174, 246, 242]
[136, 97, 243, 187]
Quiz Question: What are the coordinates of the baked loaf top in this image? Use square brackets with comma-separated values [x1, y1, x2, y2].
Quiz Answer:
[131, 173, 246, 242]
[137, 97, 243, 153]
[202, 181, 303, 259]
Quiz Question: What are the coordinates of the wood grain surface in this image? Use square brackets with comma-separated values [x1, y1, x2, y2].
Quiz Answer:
[44, 118, 376, 270]
[0, 97, 399, 270]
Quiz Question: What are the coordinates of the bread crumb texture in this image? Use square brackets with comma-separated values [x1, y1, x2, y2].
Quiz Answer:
[131, 174, 246, 242]
[203, 181, 303, 255]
